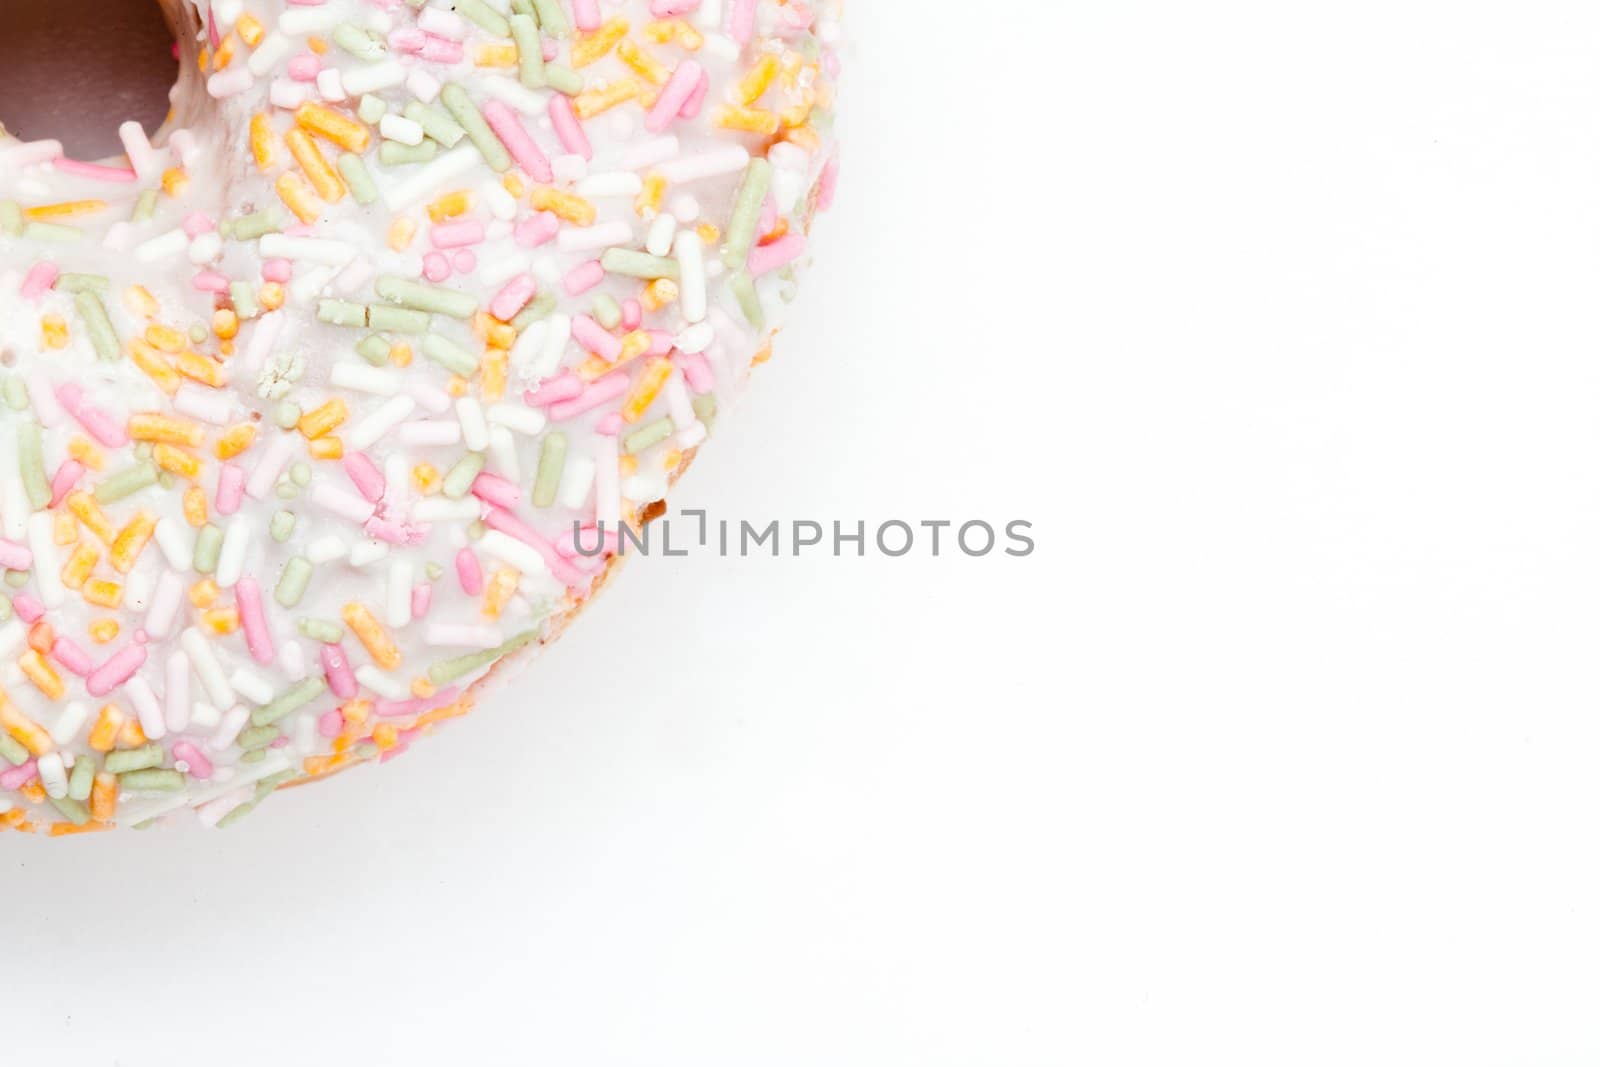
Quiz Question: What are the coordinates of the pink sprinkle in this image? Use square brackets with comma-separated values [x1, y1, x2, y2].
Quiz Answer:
[56, 384, 128, 448]
[471, 472, 521, 509]
[563, 260, 605, 296]
[749, 233, 807, 276]
[595, 412, 623, 435]
[728, 0, 757, 43]
[54, 159, 137, 183]
[489, 274, 538, 322]
[0, 761, 37, 791]
[452, 249, 477, 274]
[288, 54, 322, 81]
[344, 452, 387, 503]
[317, 709, 344, 738]
[484, 510, 588, 588]
[646, 329, 675, 356]
[548, 95, 592, 160]
[20, 262, 59, 302]
[548, 371, 630, 422]
[423, 251, 453, 282]
[570, 314, 623, 361]
[216, 464, 246, 516]
[48, 460, 85, 508]
[573, 0, 602, 31]
[419, 36, 463, 63]
[0, 540, 32, 571]
[322, 643, 358, 699]
[236, 578, 276, 665]
[411, 583, 432, 620]
[182, 212, 216, 237]
[677, 351, 715, 393]
[482, 99, 554, 182]
[650, 0, 701, 15]
[431, 219, 485, 249]
[389, 27, 426, 52]
[817, 156, 841, 212]
[647, 60, 705, 133]
[52, 638, 93, 677]
[262, 258, 293, 283]
[514, 212, 560, 248]
[525, 371, 583, 407]
[87, 643, 147, 697]
[681, 69, 710, 120]
[455, 548, 484, 596]
[173, 741, 215, 780]
[192, 271, 229, 293]
[12, 596, 43, 624]
[364, 515, 424, 545]
[621, 299, 642, 331]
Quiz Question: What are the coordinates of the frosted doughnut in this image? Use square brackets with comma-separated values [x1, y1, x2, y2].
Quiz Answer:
[0, 0, 841, 833]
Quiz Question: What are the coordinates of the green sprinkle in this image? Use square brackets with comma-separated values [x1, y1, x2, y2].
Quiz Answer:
[380, 139, 439, 166]
[232, 209, 282, 241]
[455, 0, 510, 35]
[290, 462, 312, 487]
[0, 201, 22, 237]
[188, 323, 208, 345]
[4, 572, 26, 589]
[133, 189, 159, 222]
[375, 275, 478, 319]
[49, 796, 91, 826]
[722, 159, 773, 270]
[404, 101, 466, 148]
[237, 725, 279, 751]
[421, 332, 480, 376]
[3, 376, 29, 411]
[93, 460, 159, 508]
[56, 273, 109, 294]
[358, 94, 389, 125]
[231, 281, 261, 319]
[367, 305, 431, 333]
[429, 629, 537, 685]
[193, 524, 223, 574]
[68, 757, 96, 802]
[441, 83, 512, 172]
[75, 290, 120, 361]
[215, 800, 259, 829]
[274, 402, 302, 430]
[338, 153, 380, 205]
[318, 299, 369, 327]
[251, 677, 328, 727]
[691, 392, 718, 423]
[532, 432, 566, 507]
[530, 0, 570, 36]
[256, 769, 298, 797]
[509, 13, 546, 87]
[624, 417, 674, 455]
[729, 270, 764, 328]
[601, 248, 681, 280]
[270, 510, 297, 542]
[512, 293, 558, 330]
[333, 22, 387, 61]
[443, 453, 486, 499]
[105, 745, 164, 774]
[276, 556, 313, 608]
[425, 562, 445, 582]
[297, 618, 344, 643]
[592, 294, 622, 330]
[544, 64, 582, 96]
[118, 769, 185, 792]
[357, 335, 392, 365]
[16, 420, 48, 509]
[0, 735, 29, 767]
[0, 595, 11, 623]
[23, 221, 82, 242]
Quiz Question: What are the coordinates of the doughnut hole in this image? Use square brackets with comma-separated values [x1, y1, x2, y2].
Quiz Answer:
[0, 0, 178, 159]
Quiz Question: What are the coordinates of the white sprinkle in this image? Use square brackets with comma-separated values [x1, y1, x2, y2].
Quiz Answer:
[166, 652, 192, 733]
[487, 403, 547, 436]
[406, 68, 442, 104]
[229, 668, 275, 707]
[119, 121, 160, 182]
[208, 705, 251, 751]
[207, 67, 255, 99]
[215, 521, 251, 589]
[189, 701, 222, 731]
[341, 59, 407, 96]
[173, 383, 235, 425]
[316, 68, 347, 102]
[145, 572, 184, 640]
[480, 180, 519, 221]
[280, 7, 341, 34]
[248, 32, 294, 75]
[270, 79, 311, 110]
[398, 420, 462, 447]
[535, 313, 571, 379]
[127, 674, 166, 741]
[558, 455, 596, 509]
[387, 560, 414, 628]
[305, 535, 350, 565]
[153, 517, 196, 572]
[674, 321, 715, 354]
[381, 144, 480, 211]
[28, 512, 63, 608]
[646, 213, 678, 257]
[259, 233, 358, 266]
[477, 530, 549, 579]
[50, 702, 89, 747]
[188, 230, 223, 265]
[355, 666, 409, 701]
[410, 497, 481, 523]
[417, 6, 467, 38]
[380, 114, 426, 147]
[424, 623, 503, 649]
[37, 753, 67, 800]
[246, 432, 297, 500]
[457, 397, 489, 452]
[2, 476, 26, 541]
[576, 171, 644, 199]
[331, 363, 401, 396]
[0, 622, 22, 662]
[348, 540, 389, 568]
[480, 77, 549, 116]
[617, 135, 680, 171]
[675, 229, 708, 323]
[657, 146, 751, 184]
[350, 396, 417, 451]
[134, 228, 190, 263]
[312, 483, 377, 525]
[488, 425, 519, 482]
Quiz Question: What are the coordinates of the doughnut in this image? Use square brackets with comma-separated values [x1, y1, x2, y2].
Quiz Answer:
[0, 0, 841, 833]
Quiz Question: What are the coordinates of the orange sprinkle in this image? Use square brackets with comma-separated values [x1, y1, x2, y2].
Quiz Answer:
[129, 340, 182, 395]
[285, 127, 346, 203]
[295, 102, 371, 153]
[109, 513, 157, 573]
[216, 423, 257, 460]
[342, 603, 401, 670]
[87, 705, 123, 753]
[18, 651, 64, 701]
[176, 351, 227, 388]
[297, 398, 348, 439]
[89, 772, 118, 822]
[276, 171, 323, 224]
[529, 186, 596, 226]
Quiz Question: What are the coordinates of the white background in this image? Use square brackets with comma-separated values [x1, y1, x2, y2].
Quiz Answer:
[11, 0, 1600, 1063]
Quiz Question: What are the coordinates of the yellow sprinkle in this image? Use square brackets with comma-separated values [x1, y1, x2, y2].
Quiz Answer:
[285, 127, 346, 203]
[129, 341, 182, 396]
[641, 277, 678, 312]
[298, 398, 348, 440]
[427, 190, 472, 223]
[40, 315, 69, 350]
[176, 351, 227, 388]
[571, 17, 630, 68]
[202, 607, 240, 635]
[573, 77, 644, 119]
[189, 578, 220, 609]
[68, 436, 106, 472]
[123, 285, 160, 320]
[617, 39, 670, 85]
[307, 35, 329, 55]
[19, 651, 65, 701]
[276, 171, 323, 224]
[88, 619, 120, 644]
[144, 323, 186, 353]
[258, 282, 286, 311]
[529, 186, 596, 226]
[90, 772, 118, 822]
[713, 105, 780, 135]
[737, 55, 779, 105]
[250, 112, 277, 171]
[109, 513, 157, 573]
[66, 492, 116, 544]
[238, 13, 264, 46]
[295, 102, 371, 153]
[216, 423, 258, 460]
[212, 308, 240, 341]
[52, 510, 77, 547]
[483, 567, 519, 619]
[0, 691, 54, 755]
[87, 705, 124, 753]
[412, 463, 441, 495]
[475, 42, 519, 67]
[153, 443, 202, 481]
[162, 167, 190, 198]
[388, 216, 417, 251]
[129, 413, 204, 447]
[621, 356, 674, 424]
[60, 542, 99, 590]
[81, 579, 124, 610]
[635, 173, 666, 217]
[481, 349, 508, 402]
[183, 487, 209, 527]
[308, 437, 344, 461]
[343, 603, 401, 670]
[24, 200, 107, 221]
[390, 342, 413, 368]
